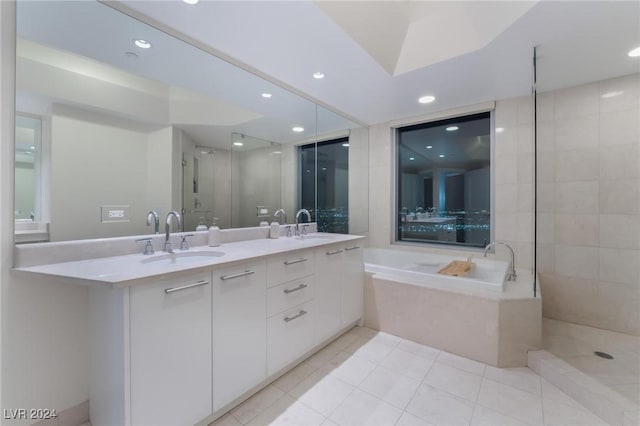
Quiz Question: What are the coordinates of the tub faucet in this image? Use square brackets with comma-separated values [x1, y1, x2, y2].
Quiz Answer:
[295, 209, 311, 236]
[164, 211, 182, 253]
[483, 241, 517, 281]
[146, 210, 159, 234]
[274, 209, 287, 225]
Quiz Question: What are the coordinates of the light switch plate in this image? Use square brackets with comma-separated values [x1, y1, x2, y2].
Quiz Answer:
[101, 205, 130, 223]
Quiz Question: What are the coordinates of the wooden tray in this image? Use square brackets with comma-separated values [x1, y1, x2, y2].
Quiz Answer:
[438, 259, 474, 277]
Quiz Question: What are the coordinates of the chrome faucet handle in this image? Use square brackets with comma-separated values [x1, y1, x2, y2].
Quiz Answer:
[180, 234, 194, 251]
[146, 210, 159, 234]
[136, 238, 154, 255]
[302, 224, 309, 236]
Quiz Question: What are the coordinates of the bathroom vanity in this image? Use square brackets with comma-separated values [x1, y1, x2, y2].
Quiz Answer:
[14, 231, 365, 426]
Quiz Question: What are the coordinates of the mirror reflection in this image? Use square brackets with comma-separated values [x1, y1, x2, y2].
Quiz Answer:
[15, 0, 364, 242]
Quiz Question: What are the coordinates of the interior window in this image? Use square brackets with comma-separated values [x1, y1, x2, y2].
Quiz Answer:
[396, 112, 491, 248]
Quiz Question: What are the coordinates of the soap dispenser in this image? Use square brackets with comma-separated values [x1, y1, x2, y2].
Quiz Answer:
[196, 217, 208, 232]
[208, 218, 221, 247]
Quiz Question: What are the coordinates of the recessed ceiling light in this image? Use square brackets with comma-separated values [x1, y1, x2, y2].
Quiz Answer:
[342, 143, 350, 147]
[292, 126, 304, 133]
[496, 127, 505, 133]
[426, 145, 433, 149]
[306, 169, 311, 173]
[418, 95, 435, 104]
[602, 91, 624, 98]
[313, 72, 325, 80]
[628, 46, 640, 57]
[261, 93, 272, 98]
[409, 157, 415, 161]
[439, 154, 445, 158]
[322, 167, 327, 171]
[233, 142, 243, 147]
[183, 0, 199, 4]
[134, 39, 151, 49]
[30, 145, 35, 150]
[446, 126, 459, 132]
[272, 151, 282, 154]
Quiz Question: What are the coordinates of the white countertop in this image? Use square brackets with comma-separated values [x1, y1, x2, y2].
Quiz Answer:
[13, 233, 365, 288]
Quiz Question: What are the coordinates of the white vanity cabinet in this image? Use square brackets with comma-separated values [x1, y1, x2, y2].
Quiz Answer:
[314, 243, 364, 343]
[341, 244, 364, 327]
[129, 270, 213, 426]
[212, 260, 267, 411]
[266, 250, 316, 376]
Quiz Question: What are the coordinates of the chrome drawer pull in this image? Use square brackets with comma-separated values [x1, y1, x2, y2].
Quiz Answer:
[284, 310, 308, 323]
[164, 280, 209, 294]
[283, 283, 308, 294]
[345, 246, 361, 251]
[284, 258, 308, 266]
[220, 270, 255, 280]
[326, 249, 343, 255]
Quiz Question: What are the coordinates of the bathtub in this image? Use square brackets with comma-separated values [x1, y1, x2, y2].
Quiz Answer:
[362, 248, 541, 367]
[364, 248, 509, 293]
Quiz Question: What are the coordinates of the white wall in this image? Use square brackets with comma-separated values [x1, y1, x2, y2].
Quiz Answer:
[3, 4, 90, 423]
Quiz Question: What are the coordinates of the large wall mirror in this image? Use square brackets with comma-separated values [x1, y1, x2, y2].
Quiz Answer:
[15, 0, 367, 242]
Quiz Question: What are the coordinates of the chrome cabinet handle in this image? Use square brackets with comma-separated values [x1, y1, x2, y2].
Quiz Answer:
[164, 280, 209, 294]
[284, 310, 308, 323]
[284, 258, 308, 266]
[220, 270, 255, 280]
[345, 246, 361, 251]
[326, 249, 343, 255]
[283, 283, 308, 294]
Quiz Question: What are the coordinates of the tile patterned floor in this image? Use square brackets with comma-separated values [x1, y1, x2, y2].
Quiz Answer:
[543, 318, 640, 406]
[211, 326, 608, 426]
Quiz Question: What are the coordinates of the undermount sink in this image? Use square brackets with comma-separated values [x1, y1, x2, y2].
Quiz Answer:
[141, 251, 224, 265]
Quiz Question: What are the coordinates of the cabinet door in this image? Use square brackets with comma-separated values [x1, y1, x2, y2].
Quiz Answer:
[130, 271, 212, 426]
[314, 246, 344, 344]
[212, 260, 267, 411]
[267, 300, 315, 376]
[341, 244, 364, 327]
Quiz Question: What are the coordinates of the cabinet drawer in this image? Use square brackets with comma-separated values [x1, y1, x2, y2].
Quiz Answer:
[267, 275, 314, 317]
[267, 301, 315, 376]
[267, 249, 315, 287]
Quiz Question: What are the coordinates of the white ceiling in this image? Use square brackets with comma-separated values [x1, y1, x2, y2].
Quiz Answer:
[120, 0, 640, 125]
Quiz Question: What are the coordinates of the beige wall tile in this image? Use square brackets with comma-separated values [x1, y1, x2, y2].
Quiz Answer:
[536, 92, 556, 123]
[555, 214, 599, 247]
[597, 282, 640, 335]
[599, 248, 640, 285]
[555, 83, 599, 120]
[536, 214, 556, 244]
[537, 183, 556, 213]
[495, 184, 518, 214]
[552, 275, 600, 326]
[517, 152, 534, 184]
[517, 183, 533, 213]
[599, 214, 640, 249]
[518, 124, 534, 154]
[554, 245, 598, 280]
[600, 108, 640, 147]
[599, 144, 639, 180]
[599, 74, 640, 113]
[556, 181, 599, 214]
[555, 117, 599, 151]
[517, 96, 534, 126]
[536, 151, 556, 183]
[555, 149, 599, 182]
[600, 179, 639, 215]
[495, 98, 518, 127]
[536, 122, 555, 152]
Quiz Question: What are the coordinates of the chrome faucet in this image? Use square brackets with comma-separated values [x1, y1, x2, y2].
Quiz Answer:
[146, 210, 159, 234]
[164, 211, 182, 253]
[483, 241, 517, 281]
[274, 209, 287, 225]
[295, 209, 311, 236]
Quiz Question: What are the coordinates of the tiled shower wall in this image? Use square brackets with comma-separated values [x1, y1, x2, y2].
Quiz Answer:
[536, 73, 640, 335]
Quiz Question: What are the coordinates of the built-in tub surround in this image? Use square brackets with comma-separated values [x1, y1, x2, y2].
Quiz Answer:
[363, 248, 541, 367]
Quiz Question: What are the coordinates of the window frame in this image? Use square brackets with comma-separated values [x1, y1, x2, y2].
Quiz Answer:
[391, 108, 496, 250]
